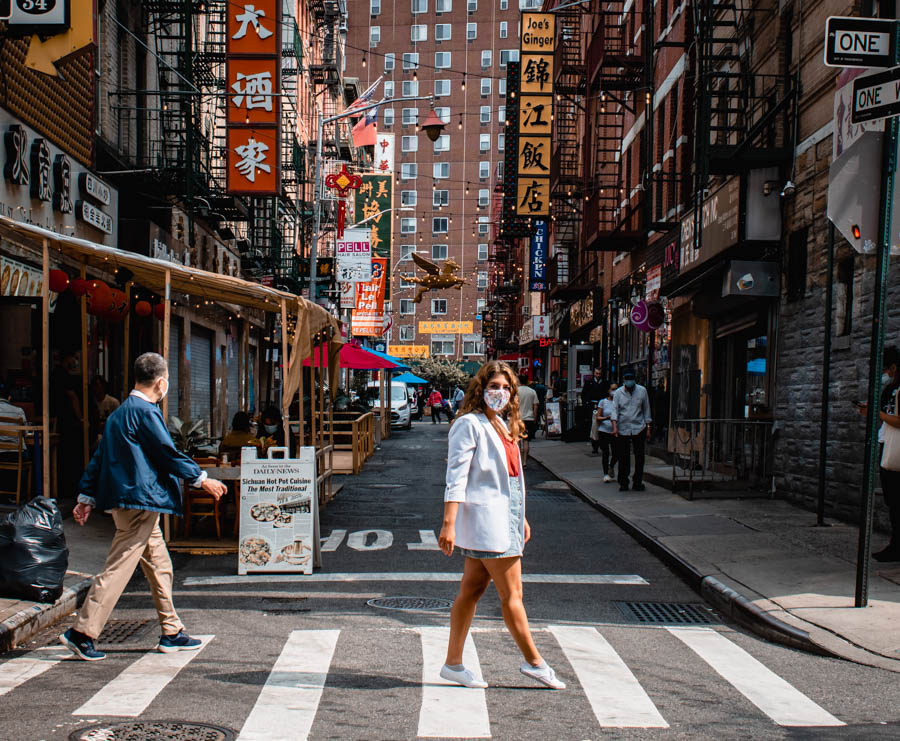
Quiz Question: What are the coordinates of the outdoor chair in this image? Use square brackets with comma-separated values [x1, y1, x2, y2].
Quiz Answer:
[0, 416, 32, 505]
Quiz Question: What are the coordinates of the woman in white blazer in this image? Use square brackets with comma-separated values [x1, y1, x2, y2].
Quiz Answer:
[437, 361, 565, 690]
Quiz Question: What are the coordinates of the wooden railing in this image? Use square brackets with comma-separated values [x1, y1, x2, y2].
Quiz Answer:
[323, 411, 375, 475]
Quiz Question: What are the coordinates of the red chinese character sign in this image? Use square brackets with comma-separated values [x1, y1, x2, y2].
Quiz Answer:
[226, 1, 281, 196]
[325, 164, 362, 239]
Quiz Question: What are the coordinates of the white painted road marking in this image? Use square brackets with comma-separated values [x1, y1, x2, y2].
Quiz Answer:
[550, 625, 668, 729]
[0, 647, 70, 697]
[407, 530, 441, 550]
[320, 529, 347, 551]
[668, 627, 845, 727]
[183, 572, 649, 587]
[417, 627, 491, 739]
[347, 529, 394, 551]
[73, 635, 214, 717]
[237, 629, 339, 741]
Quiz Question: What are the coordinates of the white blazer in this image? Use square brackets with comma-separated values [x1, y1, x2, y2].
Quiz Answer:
[444, 413, 526, 553]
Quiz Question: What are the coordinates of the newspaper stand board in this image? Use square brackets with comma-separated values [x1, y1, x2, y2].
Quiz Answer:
[238, 447, 321, 575]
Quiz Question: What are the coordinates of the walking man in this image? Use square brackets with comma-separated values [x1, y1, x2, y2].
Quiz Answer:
[518, 373, 539, 466]
[612, 369, 652, 492]
[60, 352, 227, 661]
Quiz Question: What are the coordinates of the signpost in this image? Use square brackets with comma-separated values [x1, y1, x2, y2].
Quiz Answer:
[826, 16, 897, 69]
[851, 65, 900, 123]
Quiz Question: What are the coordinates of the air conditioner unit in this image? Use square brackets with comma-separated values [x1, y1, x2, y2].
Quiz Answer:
[521, 306, 531, 317]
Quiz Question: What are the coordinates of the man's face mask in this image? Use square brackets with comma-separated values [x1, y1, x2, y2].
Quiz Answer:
[624, 379, 636, 390]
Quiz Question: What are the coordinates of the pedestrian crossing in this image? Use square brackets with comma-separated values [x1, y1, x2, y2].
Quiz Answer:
[0, 625, 846, 737]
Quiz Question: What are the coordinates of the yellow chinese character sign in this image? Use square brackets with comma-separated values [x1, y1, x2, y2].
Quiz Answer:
[418, 321, 474, 334]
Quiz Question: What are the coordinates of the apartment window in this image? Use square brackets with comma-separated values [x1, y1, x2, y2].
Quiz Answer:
[500, 0, 507, 9]
[477, 243, 489, 261]
[399, 325, 416, 341]
[478, 188, 490, 206]
[431, 299, 448, 315]
[411, 24, 427, 42]
[402, 52, 419, 70]
[836, 256, 855, 336]
[436, 0, 451, 10]
[433, 217, 449, 234]
[400, 274, 417, 289]
[498, 133, 505, 151]
[499, 49, 519, 66]
[433, 189, 450, 206]
[477, 271, 488, 289]
[401, 190, 417, 207]
[383, 108, 395, 127]
[479, 134, 490, 152]
[434, 134, 450, 152]
[463, 339, 484, 355]
[402, 108, 418, 125]
[435, 24, 451, 41]
[478, 216, 489, 234]
[479, 161, 490, 179]
[433, 162, 449, 179]
[432, 244, 448, 260]
[432, 337, 454, 354]
[519, 0, 540, 7]
[435, 52, 451, 69]
[436, 106, 451, 123]
[481, 78, 491, 96]
[402, 80, 419, 97]
[369, 26, 381, 46]
[480, 105, 491, 123]
[412, 0, 427, 12]
[384, 52, 395, 71]
[499, 79, 506, 97]
[401, 217, 417, 234]
[400, 299, 416, 314]
[401, 162, 418, 179]
[500, 21, 507, 38]
[401, 135, 418, 152]
[434, 80, 451, 98]
[384, 81, 395, 98]
[481, 50, 492, 69]
[497, 161, 504, 179]
[400, 244, 416, 261]
[477, 298, 487, 312]
[371, 0, 381, 14]
[467, 23, 477, 40]
[498, 105, 506, 123]
[467, 0, 477, 10]
[786, 227, 808, 303]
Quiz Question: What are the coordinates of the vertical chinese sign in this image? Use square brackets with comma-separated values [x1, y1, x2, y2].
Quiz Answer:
[226, 0, 281, 195]
[516, 12, 555, 218]
[352, 257, 387, 336]
[354, 174, 393, 294]
[528, 219, 548, 291]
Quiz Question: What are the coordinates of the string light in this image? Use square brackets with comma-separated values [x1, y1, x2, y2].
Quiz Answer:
[458, 115, 463, 130]
[361, 54, 367, 68]
[461, 74, 466, 91]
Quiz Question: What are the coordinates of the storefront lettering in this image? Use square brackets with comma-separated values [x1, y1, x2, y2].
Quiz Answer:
[81, 172, 111, 205]
[30, 139, 51, 202]
[77, 200, 113, 234]
[52, 154, 72, 214]
[4, 125, 29, 186]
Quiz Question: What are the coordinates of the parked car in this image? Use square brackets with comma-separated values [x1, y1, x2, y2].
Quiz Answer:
[366, 381, 412, 430]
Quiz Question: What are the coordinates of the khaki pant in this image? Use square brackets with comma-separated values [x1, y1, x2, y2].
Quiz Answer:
[75, 509, 183, 640]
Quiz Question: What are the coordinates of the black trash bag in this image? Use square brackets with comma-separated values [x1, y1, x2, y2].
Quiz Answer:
[0, 497, 69, 603]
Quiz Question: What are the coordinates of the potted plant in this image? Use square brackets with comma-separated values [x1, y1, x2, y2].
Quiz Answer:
[168, 417, 212, 456]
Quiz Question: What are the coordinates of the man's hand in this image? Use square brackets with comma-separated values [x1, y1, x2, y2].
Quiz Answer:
[856, 401, 868, 418]
[73, 502, 93, 526]
[201, 478, 228, 499]
[646, 426, 652, 440]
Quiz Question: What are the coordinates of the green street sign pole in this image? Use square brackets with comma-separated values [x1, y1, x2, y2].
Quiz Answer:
[855, 21, 899, 608]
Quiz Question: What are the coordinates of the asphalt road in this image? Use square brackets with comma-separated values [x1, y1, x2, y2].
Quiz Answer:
[3, 420, 900, 740]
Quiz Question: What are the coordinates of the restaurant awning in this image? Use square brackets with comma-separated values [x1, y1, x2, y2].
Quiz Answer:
[303, 343, 408, 370]
[393, 372, 428, 384]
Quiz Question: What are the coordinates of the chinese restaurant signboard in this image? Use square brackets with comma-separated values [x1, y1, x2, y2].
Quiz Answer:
[516, 12, 555, 217]
[528, 219, 548, 291]
[226, 0, 281, 195]
[352, 257, 387, 336]
[354, 174, 393, 293]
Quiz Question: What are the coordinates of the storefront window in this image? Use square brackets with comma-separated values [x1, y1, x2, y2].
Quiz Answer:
[745, 335, 768, 417]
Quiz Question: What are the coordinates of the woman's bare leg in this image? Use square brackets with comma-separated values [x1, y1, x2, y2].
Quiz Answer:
[482, 556, 542, 665]
[445, 557, 492, 666]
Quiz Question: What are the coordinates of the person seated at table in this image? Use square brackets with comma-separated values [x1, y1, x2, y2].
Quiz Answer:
[219, 412, 256, 461]
[259, 406, 285, 448]
[0, 380, 27, 462]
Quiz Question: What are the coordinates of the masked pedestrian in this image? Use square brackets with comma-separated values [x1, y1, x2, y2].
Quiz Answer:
[612, 369, 652, 491]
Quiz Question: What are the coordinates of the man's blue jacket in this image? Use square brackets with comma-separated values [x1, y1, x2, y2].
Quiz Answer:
[77, 393, 203, 516]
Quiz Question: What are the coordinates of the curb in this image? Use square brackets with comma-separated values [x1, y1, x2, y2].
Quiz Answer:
[530, 454, 836, 659]
[0, 577, 92, 653]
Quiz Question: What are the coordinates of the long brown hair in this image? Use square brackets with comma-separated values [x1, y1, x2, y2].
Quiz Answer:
[454, 361, 525, 440]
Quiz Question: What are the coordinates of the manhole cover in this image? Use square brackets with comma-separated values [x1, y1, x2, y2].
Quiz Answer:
[616, 601, 717, 625]
[70, 720, 235, 741]
[367, 596, 453, 611]
[98, 619, 153, 644]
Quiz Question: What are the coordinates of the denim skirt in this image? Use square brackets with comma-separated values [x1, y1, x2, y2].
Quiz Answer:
[458, 477, 524, 559]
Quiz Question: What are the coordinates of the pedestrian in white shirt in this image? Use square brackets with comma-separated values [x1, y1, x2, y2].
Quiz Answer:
[611, 369, 652, 491]
[517, 373, 539, 466]
[593, 383, 617, 482]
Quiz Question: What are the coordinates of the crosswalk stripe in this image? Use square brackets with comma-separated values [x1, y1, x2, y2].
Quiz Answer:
[72, 636, 214, 717]
[0, 647, 71, 697]
[549, 626, 668, 729]
[417, 627, 491, 739]
[236, 629, 339, 741]
[667, 627, 845, 727]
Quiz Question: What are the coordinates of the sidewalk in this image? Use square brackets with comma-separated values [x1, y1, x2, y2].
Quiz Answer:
[0, 511, 112, 652]
[529, 438, 900, 673]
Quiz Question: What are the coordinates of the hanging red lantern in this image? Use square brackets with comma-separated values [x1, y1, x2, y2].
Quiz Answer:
[104, 289, 127, 321]
[48, 269, 70, 293]
[134, 300, 152, 317]
[70, 278, 90, 297]
[86, 280, 113, 316]
[153, 303, 166, 320]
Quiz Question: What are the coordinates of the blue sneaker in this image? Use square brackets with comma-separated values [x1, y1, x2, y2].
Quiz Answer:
[59, 628, 106, 661]
[157, 630, 202, 653]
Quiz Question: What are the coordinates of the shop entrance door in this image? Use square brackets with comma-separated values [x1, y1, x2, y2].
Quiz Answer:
[712, 314, 769, 420]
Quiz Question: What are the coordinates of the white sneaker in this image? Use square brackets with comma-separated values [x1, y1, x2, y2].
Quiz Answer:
[603, 474, 611, 483]
[440, 664, 488, 688]
[520, 661, 566, 689]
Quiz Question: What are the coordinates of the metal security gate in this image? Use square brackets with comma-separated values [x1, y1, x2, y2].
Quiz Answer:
[189, 326, 213, 426]
[226, 331, 240, 429]
[168, 320, 182, 420]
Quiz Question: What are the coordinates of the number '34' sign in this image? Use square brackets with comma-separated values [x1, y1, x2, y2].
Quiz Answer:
[4, 0, 70, 32]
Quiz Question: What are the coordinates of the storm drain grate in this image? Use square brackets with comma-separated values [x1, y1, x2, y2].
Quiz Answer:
[367, 596, 453, 612]
[616, 601, 717, 625]
[97, 619, 153, 644]
[70, 720, 235, 741]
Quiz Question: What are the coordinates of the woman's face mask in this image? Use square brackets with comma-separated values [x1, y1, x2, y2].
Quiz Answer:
[263, 423, 278, 434]
[484, 388, 511, 412]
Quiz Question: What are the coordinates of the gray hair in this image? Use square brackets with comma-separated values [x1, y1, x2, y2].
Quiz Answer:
[134, 352, 169, 385]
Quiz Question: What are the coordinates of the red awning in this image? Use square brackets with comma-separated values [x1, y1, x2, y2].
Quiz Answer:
[303, 343, 404, 370]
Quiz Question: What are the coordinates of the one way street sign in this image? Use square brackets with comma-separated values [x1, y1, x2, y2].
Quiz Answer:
[826, 16, 897, 69]
[852, 66, 900, 124]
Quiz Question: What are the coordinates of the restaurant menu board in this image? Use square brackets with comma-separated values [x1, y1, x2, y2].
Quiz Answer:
[545, 402, 562, 437]
[238, 446, 320, 575]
